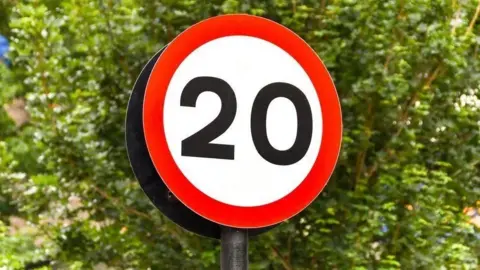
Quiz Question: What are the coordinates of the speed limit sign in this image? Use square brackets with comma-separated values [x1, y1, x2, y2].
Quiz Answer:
[143, 14, 342, 228]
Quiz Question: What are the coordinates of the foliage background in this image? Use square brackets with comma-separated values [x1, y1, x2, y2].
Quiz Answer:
[0, 0, 479, 269]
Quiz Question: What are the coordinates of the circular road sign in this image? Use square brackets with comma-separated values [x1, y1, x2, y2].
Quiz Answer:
[126, 47, 276, 238]
[143, 14, 342, 228]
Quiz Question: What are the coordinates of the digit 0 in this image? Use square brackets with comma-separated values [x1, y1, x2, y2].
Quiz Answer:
[250, 82, 313, 165]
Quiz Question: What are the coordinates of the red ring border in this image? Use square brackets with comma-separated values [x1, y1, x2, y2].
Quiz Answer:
[143, 14, 342, 228]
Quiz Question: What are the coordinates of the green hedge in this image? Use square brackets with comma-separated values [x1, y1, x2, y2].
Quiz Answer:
[0, 0, 479, 269]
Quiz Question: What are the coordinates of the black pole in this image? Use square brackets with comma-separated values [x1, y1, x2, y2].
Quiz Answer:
[221, 226, 248, 270]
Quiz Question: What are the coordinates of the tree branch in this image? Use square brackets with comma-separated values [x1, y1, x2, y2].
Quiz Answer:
[365, 63, 444, 179]
[467, 0, 480, 34]
[91, 185, 152, 221]
[90, 184, 190, 250]
[271, 245, 294, 270]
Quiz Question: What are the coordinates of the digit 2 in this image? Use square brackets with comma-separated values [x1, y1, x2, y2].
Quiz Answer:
[180, 77, 313, 165]
[180, 76, 237, 160]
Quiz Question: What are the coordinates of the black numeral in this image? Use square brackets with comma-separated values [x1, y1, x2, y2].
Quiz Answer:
[179, 77, 313, 165]
[180, 76, 237, 160]
[250, 82, 313, 165]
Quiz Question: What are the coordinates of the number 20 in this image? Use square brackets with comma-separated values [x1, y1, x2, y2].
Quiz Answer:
[180, 76, 313, 166]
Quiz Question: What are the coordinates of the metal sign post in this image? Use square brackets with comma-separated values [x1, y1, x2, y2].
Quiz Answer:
[221, 227, 248, 270]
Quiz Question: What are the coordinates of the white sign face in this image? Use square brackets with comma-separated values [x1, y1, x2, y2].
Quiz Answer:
[163, 36, 323, 207]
